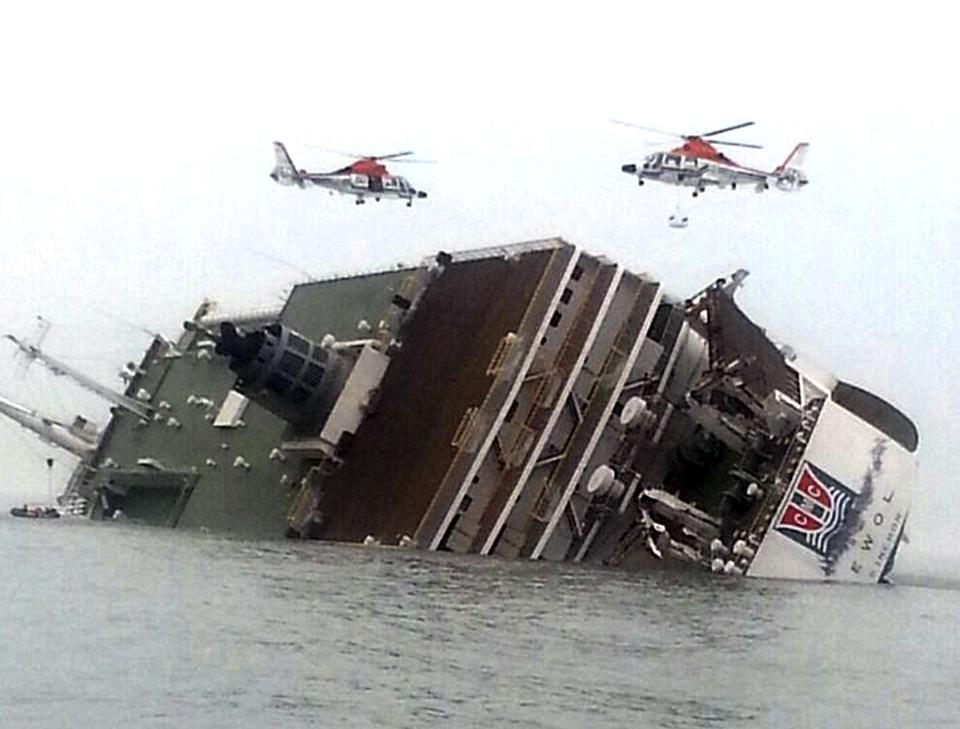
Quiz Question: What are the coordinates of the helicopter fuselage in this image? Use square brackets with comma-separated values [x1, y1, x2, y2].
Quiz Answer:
[622, 142, 809, 197]
[270, 141, 429, 206]
[304, 172, 427, 206]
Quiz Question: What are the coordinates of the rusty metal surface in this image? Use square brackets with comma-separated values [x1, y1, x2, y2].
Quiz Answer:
[317, 251, 556, 543]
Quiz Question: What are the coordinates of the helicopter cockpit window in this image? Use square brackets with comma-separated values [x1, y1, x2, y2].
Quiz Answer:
[350, 174, 370, 188]
[396, 178, 410, 192]
[382, 176, 399, 190]
[682, 157, 698, 168]
[664, 155, 681, 168]
[643, 153, 662, 170]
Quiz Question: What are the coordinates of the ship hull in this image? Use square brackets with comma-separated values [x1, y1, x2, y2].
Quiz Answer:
[71, 240, 918, 584]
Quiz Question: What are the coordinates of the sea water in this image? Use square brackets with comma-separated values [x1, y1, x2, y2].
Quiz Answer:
[1, 517, 957, 728]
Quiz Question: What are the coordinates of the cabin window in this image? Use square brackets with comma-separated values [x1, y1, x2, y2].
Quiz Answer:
[288, 333, 310, 354]
[665, 155, 681, 167]
[303, 362, 326, 388]
[278, 351, 304, 377]
[350, 174, 369, 188]
[383, 176, 399, 190]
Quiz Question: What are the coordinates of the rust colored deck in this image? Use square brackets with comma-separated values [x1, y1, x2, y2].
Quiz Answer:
[317, 251, 555, 543]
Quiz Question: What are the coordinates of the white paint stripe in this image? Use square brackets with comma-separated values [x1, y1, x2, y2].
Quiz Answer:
[656, 321, 688, 396]
[531, 282, 662, 560]
[427, 248, 583, 551]
[617, 474, 641, 515]
[573, 521, 602, 562]
[480, 267, 623, 555]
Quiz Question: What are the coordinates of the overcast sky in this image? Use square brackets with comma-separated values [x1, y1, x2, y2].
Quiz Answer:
[0, 2, 956, 573]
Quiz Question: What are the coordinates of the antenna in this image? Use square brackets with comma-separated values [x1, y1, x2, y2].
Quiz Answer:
[12, 316, 51, 379]
[3, 333, 153, 420]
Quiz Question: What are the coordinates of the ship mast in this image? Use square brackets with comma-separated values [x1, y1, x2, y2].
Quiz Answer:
[4, 333, 151, 420]
[0, 393, 97, 459]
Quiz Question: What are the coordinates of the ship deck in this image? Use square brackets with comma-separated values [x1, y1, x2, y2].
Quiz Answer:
[317, 251, 558, 544]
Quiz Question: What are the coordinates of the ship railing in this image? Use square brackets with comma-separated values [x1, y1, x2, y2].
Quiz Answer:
[424, 238, 567, 266]
[450, 407, 479, 449]
[742, 398, 825, 546]
[197, 306, 283, 328]
[286, 264, 419, 292]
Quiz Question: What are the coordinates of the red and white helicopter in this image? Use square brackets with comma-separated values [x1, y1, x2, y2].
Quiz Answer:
[615, 121, 808, 197]
[270, 142, 429, 206]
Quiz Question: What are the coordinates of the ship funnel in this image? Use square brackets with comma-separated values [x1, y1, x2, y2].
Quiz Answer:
[213, 321, 351, 427]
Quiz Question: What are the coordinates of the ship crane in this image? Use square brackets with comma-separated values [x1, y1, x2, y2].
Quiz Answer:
[4, 334, 152, 420]
[0, 393, 97, 459]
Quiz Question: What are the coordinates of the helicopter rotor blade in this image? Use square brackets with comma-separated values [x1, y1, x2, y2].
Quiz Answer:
[299, 147, 419, 162]
[384, 158, 437, 164]
[609, 120, 685, 138]
[300, 145, 370, 158]
[370, 151, 415, 161]
[698, 121, 755, 138]
[704, 139, 764, 149]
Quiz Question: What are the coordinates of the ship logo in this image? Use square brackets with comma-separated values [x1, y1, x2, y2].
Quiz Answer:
[774, 462, 857, 558]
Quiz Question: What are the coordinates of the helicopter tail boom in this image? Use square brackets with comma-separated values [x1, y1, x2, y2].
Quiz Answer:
[773, 142, 809, 191]
[270, 142, 304, 187]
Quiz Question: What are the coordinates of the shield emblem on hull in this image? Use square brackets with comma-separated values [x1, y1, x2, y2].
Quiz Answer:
[775, 462, 857, 559]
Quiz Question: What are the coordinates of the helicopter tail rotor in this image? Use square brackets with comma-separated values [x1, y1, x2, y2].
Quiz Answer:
[773, 142, 810, 190]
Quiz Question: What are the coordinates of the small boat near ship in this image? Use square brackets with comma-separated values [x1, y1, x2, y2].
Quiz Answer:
[8, 457, 66, 520]
[10, 504, 60, 519]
